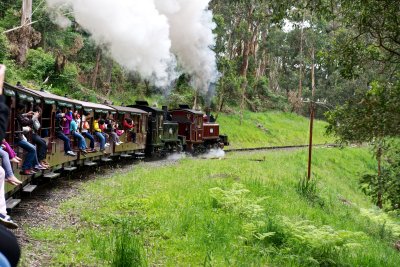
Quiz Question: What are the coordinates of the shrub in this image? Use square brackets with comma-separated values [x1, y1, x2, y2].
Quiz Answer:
[52, 62, 79, 91]
[209, 183, 269, 240]
[90, 220, 148, 267]
[25, 48, 55, 81]
[296, 176, 325, 207]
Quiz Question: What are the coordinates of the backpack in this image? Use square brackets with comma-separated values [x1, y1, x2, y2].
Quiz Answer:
[83, 121, 90, 130]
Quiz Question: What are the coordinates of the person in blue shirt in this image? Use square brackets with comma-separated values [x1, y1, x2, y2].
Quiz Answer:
[70, 111, 88, 154]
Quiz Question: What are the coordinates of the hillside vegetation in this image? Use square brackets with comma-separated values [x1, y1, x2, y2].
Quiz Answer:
[25, 147, 400, 266]
[219, 111, 333, 149]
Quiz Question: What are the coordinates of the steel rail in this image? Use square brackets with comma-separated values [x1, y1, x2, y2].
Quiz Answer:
[225, 144, 338, 153]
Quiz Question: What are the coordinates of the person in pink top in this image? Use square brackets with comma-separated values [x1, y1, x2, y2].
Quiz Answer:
[1, 140, 21, 163]
[62, 108, 73, 135]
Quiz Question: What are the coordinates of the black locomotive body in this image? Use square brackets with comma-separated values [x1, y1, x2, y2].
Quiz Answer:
[128, 101, 181, 156]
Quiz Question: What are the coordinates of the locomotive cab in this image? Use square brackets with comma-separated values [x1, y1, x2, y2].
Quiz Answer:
[128, 101, 180, 156]
[170, 105, 229, 152]
[170, 105, 205, 152]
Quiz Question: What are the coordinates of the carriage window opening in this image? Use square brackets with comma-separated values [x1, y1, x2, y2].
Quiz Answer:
[133, 115, 140, 133]
[41, 104, 53, 138]
[142, 115, 146, 133]
[159, 115, 163, 129]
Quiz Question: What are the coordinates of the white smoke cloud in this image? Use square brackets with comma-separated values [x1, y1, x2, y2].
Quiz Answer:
[154, 0, 219, 95]
[46, 0, 174, 87]
[45, 0, 218, 94]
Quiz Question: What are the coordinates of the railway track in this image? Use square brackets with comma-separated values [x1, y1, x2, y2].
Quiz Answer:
[225, 143, 338, 153]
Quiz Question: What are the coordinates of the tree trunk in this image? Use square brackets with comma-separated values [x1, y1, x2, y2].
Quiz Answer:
[256, 29, 268, 79]
[311, 46, 315, 98]
[92, 48, 102, 89]
[17, 0, 32, 64]
[298, 13, 305, 98]
[239, 80, 247, 125]
[239, 6, 254, 125]
[54, 53, 67, 74]
[376, 145, 383, 209]
[104, 59, 113, 96]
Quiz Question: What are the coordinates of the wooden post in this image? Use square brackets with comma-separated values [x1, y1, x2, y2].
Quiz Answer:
[307, 103, 315, 180]
[307, 45, 316, 180]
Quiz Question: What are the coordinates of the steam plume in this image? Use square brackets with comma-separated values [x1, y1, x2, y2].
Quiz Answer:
[46, 0, 218, 94]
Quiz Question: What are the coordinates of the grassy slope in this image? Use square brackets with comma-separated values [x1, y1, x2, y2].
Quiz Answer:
[27, 148, 400, 266]
[219, 111, 334, 149]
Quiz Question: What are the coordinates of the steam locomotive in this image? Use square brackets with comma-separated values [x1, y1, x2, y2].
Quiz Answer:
[1, 82, 229, 205]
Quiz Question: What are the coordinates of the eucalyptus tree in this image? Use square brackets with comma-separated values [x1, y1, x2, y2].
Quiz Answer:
[211, 0, 292, 120]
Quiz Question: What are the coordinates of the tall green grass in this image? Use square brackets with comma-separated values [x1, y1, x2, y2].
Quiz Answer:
[27, 148, 400, 266]
[218, 111, 334, 149]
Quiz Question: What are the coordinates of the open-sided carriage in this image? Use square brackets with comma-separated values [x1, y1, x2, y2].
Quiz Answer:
[2, 83, 148, 200]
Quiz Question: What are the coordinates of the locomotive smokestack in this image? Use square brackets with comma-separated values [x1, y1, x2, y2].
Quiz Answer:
[205, 106, 211, 121]
[162, 105, 168, 120]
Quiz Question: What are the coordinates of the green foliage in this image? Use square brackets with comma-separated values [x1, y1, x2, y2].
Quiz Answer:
[51, 62, 79, 91]
[360, 208, 400, 239]
[25, 48, 55, 81]
[0, 28, 9, 63]
[113, 228, 147, 267]
[327, 80, 400, 209]
[326, 81, 400, 144]
[335, 0, 400, 69]
[360, 139, 400, 211]
[276, 218, 365, 266]
[209, 183, 268, 240]
[296, 176, 324, 207]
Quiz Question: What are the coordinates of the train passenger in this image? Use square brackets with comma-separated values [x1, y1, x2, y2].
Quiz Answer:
[31, 105, 49, 168]
[123, 117, 136, 143]
[0, 64, 19, 229]
[0, 225, 21, 267]
[99, 119, 110, 147]
[0, 148, 22, 186]
[62, 108, 73, 135]
[1, 140, 22, 164]
[55, 110, 76, 156]
[70, 112, 87, 154]
[81, 111, 96, 152]
[15, 103, 47, 175]
[93, 116, 108, 152]
[105, 116, 123, 146]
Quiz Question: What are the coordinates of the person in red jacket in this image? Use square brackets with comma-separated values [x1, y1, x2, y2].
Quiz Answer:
[123, 117, 136, 143]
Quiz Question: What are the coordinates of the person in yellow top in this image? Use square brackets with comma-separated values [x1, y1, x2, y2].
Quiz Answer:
[93, 116, 108, 151]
